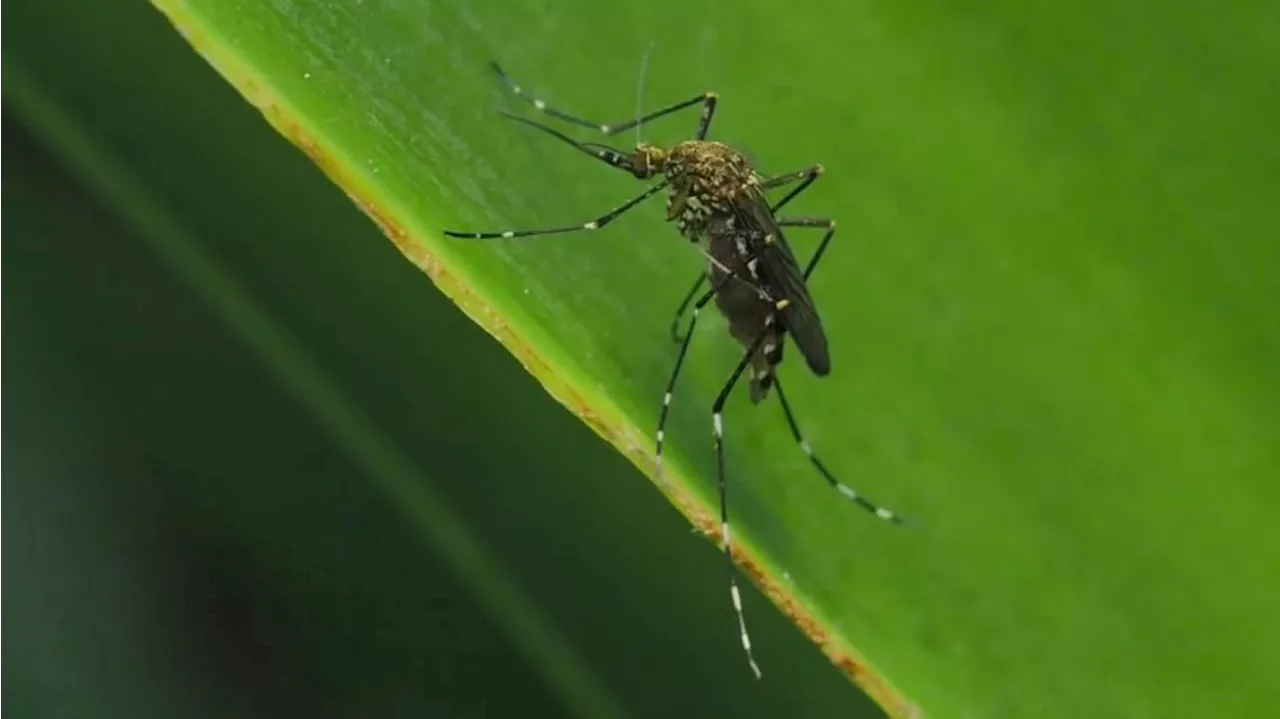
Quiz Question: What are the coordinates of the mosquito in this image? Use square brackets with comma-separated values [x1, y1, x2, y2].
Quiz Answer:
[444, 62, 905, 679]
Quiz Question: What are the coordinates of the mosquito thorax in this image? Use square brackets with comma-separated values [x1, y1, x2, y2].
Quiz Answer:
[654, 141, 756, 240]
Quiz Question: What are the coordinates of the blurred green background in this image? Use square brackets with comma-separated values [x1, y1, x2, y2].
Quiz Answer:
[7, 0, 1280, 717]
[4, 1, 887, 717]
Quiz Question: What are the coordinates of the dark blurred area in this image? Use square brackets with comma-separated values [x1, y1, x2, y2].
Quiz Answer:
[4, 117, 562, 719]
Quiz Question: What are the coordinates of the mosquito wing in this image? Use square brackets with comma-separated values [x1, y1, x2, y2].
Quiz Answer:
[731, 187, 831, 376]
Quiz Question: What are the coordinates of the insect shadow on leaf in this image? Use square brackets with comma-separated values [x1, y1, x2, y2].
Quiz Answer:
[444, 62, 907, 680]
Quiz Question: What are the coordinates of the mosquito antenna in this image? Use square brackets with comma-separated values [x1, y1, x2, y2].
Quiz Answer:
[635, 40, 656, 146]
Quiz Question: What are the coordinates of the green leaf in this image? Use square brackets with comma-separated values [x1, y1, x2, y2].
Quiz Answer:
[5, 1, 888, 716]
[147, 0, 1280, 716]
[5, 5, 892, 718]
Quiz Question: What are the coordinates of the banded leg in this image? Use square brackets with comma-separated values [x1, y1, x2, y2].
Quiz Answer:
[773, 378, 904, 524]
[711, 332, 770, 679]
[771, 216, 901, 520]
[444, 181, 666, 239]
[491, 62, 719, 140]
[655, 286, 717, 478]
[495, 112, 639, 173]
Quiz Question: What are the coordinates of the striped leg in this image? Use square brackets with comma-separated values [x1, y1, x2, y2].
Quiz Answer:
[776, 216, 837, 281]
[655, 286, 717, 479]
[490, 62, 719, 140]
[760, 164, 824, 214]
[668, 274, 708, 343]
[444, 182, 666, 240]
[711, 332, 770, 679]
[773, 379, 904, 524]
[773, 214, 902, 522]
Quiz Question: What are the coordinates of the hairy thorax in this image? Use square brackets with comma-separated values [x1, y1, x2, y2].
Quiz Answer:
[660, 141, 758, 241]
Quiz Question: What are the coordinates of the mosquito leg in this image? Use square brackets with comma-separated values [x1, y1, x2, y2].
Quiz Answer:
[668, 274, 709, 343]
[490, 62, 718, 139]
[776, 217, 836, 281]
[617, 91, 717, 140]
[773, 378, 905, 524]
[444, 182, 667, 239]
[710, 331, 769, 679]
[760, 164, 824, 214]
[497, 112, 637, 173]
[760, 165, 834, 277]
[655, 286, 718, 479]
[772, 217, 901, 523]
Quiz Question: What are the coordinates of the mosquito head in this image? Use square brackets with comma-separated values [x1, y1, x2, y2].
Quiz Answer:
[629, 143, 669, 179]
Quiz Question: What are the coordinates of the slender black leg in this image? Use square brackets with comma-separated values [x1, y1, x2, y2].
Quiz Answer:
[710, 332, 770, 679]
[444, 181, 667, 239]
[771, 215, 902, 521]
[776, 217, 836, 281]
[655, 287, 717, 478]
[773, 378, 904, 523]
[668, 274, 709, 343]
[490, 62, 718, 140]
[761, 164, 824, 214]
[496, 112, 638, 172]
